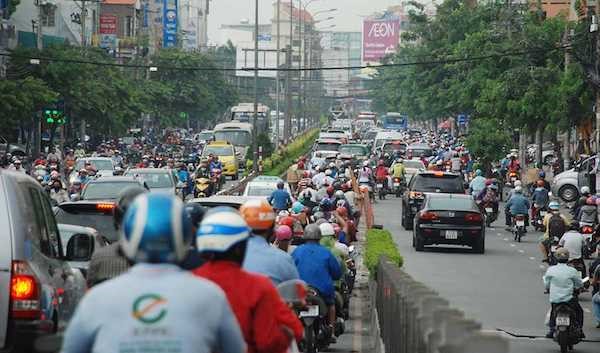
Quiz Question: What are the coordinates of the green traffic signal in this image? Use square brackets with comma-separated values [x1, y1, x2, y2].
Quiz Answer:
[46, 117, 55, 123]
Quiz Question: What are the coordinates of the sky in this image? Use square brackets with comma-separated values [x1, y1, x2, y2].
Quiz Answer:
[208, 0, 403, 45]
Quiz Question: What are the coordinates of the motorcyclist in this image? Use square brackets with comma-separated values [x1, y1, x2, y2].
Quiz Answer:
[241, 199, 299, 285]
[505, 186, 530, 231]
[508, 154, 521, 173]
[210, 155, 223, 172]
[450, 152, 462, 173]
[357, 160, 372, 186]
[469, 169, 486, 197]
[543, 248, 584, 338]
[572, 186, 591, 218]
[86, 186, 148, 287]
[49, 179, 69, 205]
[540, 201, 568, 263]
[268, 181, 293, 213]
[177, 163, 191, 198]
[391, 158, 406, 182]
[375, 159, 389, 192]
[292, 223, 342, 343]
[61, 194, 246, 353]
[559, 222, 587, 278]
[273, 225, 294, 253]
[194, 207, 303, 353]
[537, 170, 550, 191]
[476, 180, 499, 214]
[530, 179, 549, 221]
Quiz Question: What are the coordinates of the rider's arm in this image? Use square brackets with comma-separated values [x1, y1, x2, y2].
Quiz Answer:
[571, 271, 583, 290]
[328, 252, 342, 281]
[215, 299, 246, 353]
[542, 268, 553, 291]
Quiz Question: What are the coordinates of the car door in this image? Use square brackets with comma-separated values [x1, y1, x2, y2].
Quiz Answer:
[577, 157, 594, 191]
[0, 179, 12, 349]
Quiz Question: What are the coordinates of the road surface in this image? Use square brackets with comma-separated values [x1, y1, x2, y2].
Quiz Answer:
[373, 196, 600, 353]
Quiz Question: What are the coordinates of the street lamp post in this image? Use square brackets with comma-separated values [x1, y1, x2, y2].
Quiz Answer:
[253, 0, 259, 173]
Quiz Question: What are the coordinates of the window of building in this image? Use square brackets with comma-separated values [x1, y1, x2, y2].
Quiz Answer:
[125, 16, 133, 37]
[41, 5, 56, 27]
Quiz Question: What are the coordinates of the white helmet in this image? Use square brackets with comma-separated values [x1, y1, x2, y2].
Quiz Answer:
[319, 222, 335, 237]
[514, 186, 523, 193]
[325, 169, 332, 176]
[514, 180, 522, 187]
[363, 160, 369, 167]
[581, 186, 590, 195]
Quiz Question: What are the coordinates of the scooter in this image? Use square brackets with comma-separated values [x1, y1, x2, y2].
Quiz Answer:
[553, 293, 584, 353]
[194, 177, 212, 198]
[533, 204, 548, 232]
[512, 214, 526, 242]
[483, 202, 498, 227]
[392, 177, 405, 197]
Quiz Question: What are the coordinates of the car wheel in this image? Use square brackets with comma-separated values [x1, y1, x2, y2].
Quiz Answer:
[559, 185, 578, 203]
[402, 206, 409, 229]
[405, 214, 414, 230]
[415, 234, 424, 252]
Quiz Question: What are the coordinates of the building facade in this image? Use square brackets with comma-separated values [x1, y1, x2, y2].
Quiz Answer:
[320, 31, 361, 97]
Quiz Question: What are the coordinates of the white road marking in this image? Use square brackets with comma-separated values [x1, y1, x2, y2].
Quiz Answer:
[583, 308, 591, 313]
[503, 238, 509, 241]
[510, 244, 516, 247]
[496, 233, 502, 236]
[518, 249, 524, 253]
[539, 265, 546, 269]
[529, 257, 536, 260]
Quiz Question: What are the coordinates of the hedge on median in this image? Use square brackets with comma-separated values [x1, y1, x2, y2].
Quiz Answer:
[261, 128, 320, 176]
[364, 229, 403, 276]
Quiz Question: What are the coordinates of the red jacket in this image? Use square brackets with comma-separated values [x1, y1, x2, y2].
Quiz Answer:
[194, 261, 303, 353]
[375, 165, 388, 180]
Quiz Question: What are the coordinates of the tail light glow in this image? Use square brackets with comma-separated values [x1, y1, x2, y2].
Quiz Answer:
[10, 261, 41, 320]
[419, 211, 439, 221]
[465, 213, 482, 222]
[96, 203, 115, 212]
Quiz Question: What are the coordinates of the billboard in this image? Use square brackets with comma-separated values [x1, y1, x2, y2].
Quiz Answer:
[99, 15, 117, 49]
[163, 0, 178, 48]
[362, 18, 400, 62]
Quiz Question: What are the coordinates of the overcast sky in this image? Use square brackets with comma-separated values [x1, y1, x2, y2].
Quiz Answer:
[208, 0, 405, 45]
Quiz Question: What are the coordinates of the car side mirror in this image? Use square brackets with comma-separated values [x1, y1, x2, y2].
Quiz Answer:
[65, 233, 94, 262]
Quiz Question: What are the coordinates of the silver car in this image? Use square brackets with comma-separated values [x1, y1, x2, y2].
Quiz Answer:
[551, 168, 579, 202]
[0, 170, 86, 351]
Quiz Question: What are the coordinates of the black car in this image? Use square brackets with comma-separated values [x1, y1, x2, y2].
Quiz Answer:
[412, 193, 485, 253]
[401, 171, 465, 230]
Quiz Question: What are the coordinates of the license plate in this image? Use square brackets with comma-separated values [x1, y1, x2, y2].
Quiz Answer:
[516, 220, 525, 227]
[551, 245, 558, 252]
[377, 184, 383, 188]
[299, 305, 319, 318]
[556, 316, 570, 326]
[485, 208, 493, 213]
[393, 182, 400, 187]
[445, 230, 458, 239]
[540, 211, 547, 217]
[511, 177, 516, 182]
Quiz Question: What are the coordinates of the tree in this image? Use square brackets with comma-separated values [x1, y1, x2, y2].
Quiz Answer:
[465, 118, 512, 172]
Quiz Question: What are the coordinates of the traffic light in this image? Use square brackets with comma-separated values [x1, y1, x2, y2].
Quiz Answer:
[43, 109, 66, 124]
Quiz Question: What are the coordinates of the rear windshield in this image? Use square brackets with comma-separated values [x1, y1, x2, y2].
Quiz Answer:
[82, 181, 140, 200]
[246, 185, 275, 197]
[404, 160, 424, 169]
[408, 148, 433, 157]
[128, 173, 173, 189]
[55, 209, 118, 242]
[316, 143, 340, 151]
[76, 160, 113, 171]
[383, 143, 406, 152]
[427, 197, 474, 211]
[203, 146, 233, 156]
[412, 174, 464, 193]
[338, 146, 367, 156]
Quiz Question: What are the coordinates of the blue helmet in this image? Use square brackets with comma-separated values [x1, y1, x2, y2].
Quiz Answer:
[475, 169, 482, 176]
[196, 207, 250, 253]
[320, 198, 332, 211]
[539, 171, 546, 178]
[121, 194, 193, 264]
[291, 201, 304, 215]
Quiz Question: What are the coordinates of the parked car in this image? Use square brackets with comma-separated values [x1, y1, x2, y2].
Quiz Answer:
[57, 224, 109, 277]
[401, 171, 465, 230]
[413, 193, 485, 253]
[0, 170, 86, 351]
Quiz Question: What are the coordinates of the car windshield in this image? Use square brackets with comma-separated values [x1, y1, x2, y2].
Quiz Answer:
[131, 173, 174, 188]
[214, 131, 251, 146]
[428, 197, 474, 210]
[383, 143, 406, 152]
[246, 185, 276, 197]
[409, 148, 433, 157]
[316, 143, 340, 151]
[82, 181, 140, 200]
[203, 146, 234, 156]
[55, 210, 118, 242]
[76, 160, 113, 171]
[198, 132, 213, 140]
[412, 175, 464, 193]
[339, 146, 367, 156]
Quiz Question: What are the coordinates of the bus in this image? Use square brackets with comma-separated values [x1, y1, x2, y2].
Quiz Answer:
[213, 122, 253, 166]
[229, 103, 270, 132]
[382, 112, 408, 131]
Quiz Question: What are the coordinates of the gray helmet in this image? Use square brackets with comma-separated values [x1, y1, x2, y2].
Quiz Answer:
[304, 223, 322, 240]
[315, 218, 327, 226]
[555, 248, 569, 262]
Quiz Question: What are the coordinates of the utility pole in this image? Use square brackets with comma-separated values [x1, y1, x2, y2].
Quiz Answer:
[596, 2, 600, 159]
[80, 0, 87, 46]
[284, 2, 293, 141]
[32, 0, 43, 159]
[297, 0, 303, 133]
[252, 0, 259, 173]
[276, 0, 281, 148]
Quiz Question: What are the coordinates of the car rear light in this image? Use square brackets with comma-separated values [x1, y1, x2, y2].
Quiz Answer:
[465, 213, 482, 222]
[96, 203, 115, 212]
[419, 211, 438, 220]
[10, 261, 41, 319]
[409, 191, 424, 199]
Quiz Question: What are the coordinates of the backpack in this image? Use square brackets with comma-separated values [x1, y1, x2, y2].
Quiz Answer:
[548, 213, 566, 239]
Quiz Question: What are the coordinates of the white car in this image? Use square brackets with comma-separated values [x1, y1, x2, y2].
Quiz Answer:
[69, 157, 115, 184]
[402, 159, 426, 182]
[243, 176, 293, 199]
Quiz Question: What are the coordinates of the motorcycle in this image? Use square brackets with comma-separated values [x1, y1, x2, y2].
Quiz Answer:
[547, 236, 561, 265]
[392, 177, 405, 197]
[506, 171, 519, 187]
[194, 177, 212, 198]
[210, 168, 224, 192]
[512, 214, 526, 242]
[553, 294, 584, 353]
[376, 178, 386, 200]
[533, 204, 548, 232]
[483, 202, 498, 227]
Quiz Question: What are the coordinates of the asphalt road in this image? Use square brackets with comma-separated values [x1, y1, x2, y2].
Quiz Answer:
[372, 196, 600, 353]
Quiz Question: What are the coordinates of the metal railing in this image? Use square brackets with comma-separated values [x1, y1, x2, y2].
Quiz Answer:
[373, 257, 508, 353]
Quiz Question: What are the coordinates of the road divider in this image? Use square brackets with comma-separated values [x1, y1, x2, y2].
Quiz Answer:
[370, 255, 509, 353]
[364, 229, 403, 276]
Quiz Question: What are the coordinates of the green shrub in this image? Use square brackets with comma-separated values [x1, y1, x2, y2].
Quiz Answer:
[364, 229, 403, 276]
[262, 128, 319, 176]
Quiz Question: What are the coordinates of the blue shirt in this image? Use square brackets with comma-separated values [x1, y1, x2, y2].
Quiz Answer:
[292, 242, 342, 298]
[61, 263, 245, 353]
[543, 263, 583, 303]
[506, 193, 530, 215]
[469, 176, 486, 195]
[531, 187, 549, 206]
[243, 236, 299, 285]
[268, 189, 292, 210]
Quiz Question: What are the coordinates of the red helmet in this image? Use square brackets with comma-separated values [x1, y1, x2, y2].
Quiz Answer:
[303, 170, 311, 178]
[485, 179, 493, 186]
[378, 159, 384, 166]
[336, 206, 348, 218]
[274, 225, 293, 241]
[326, 186, 334, 197]
[536, 179, 545, 187]
[278, 216, 295, 228]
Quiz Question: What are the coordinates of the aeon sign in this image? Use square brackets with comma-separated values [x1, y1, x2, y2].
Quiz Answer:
[363, 18, 400, 61]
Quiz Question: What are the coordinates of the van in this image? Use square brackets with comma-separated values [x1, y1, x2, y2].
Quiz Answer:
[0, 170, 86, 351]
[373, 131, 404, 153]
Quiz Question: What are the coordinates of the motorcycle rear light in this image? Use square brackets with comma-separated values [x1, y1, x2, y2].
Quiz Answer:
[465, 213, 482, 222]
[515, 215, 526, 221]
[419, 211, 438, 220]
[10, 261, 41, 320]
[409, 191, 424, 199]
[582, 226, 593, 234]
[96, 203, 115, 212]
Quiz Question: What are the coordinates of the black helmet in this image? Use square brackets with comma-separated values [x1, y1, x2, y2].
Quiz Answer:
[185, 203, 206, 228]
[113, 186, 148, 230]
[569, 221, 580, 231]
